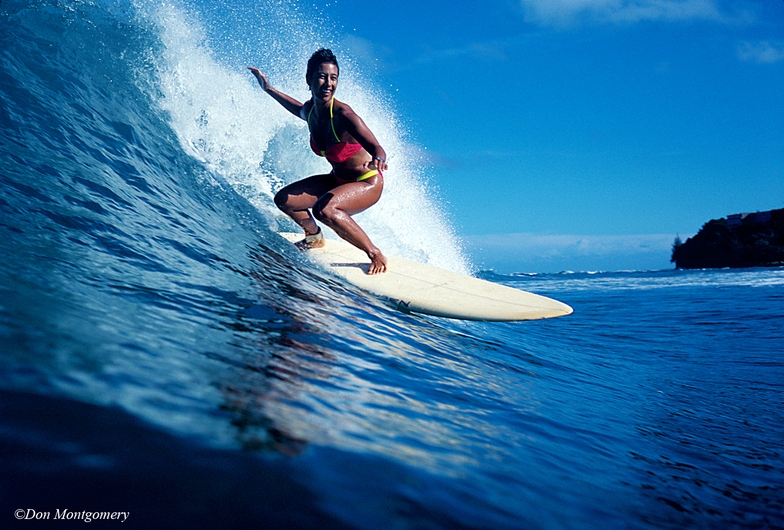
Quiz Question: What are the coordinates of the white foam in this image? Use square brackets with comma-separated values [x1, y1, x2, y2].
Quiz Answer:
[138, 0, 472, 274]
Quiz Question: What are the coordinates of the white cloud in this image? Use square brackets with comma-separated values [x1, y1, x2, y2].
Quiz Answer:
[464, 233, 676, 272]
[470, 232, 673, 257]
[519, 0, 728, 26]
[736, 41, 784, 64]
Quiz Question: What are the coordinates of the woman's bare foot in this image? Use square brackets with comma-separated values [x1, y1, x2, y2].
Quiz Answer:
[295, 228, 325, 250]
[367, 249, 387, 275]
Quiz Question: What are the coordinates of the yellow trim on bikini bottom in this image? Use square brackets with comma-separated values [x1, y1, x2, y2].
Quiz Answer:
[356, 169, 379, 181]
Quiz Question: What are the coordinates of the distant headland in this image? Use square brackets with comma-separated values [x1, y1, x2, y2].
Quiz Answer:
[671, 208, 784, 269]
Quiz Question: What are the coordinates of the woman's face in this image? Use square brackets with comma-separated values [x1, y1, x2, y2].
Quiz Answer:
[309, 62, 338, 102]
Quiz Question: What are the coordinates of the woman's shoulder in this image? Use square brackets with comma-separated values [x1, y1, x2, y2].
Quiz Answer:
[299, 99, 314, 120]
[333, 99, 360, 122]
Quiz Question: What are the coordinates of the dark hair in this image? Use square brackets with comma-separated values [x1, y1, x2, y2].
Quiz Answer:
[306, 48, 339, 84]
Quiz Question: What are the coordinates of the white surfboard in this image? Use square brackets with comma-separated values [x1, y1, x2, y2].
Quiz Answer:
[279, 232, 572, 321]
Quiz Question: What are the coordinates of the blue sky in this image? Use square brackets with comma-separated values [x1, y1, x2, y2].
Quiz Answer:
[320, 0, 783, 271]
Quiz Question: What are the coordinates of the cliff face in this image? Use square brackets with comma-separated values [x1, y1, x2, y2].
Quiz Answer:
[671, 208, 784, 269]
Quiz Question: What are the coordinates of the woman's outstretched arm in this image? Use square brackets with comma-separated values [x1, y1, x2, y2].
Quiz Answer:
[248, 67, 305, 119]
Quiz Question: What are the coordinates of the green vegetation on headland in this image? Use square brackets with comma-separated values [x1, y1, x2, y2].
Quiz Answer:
[671, 208, 784, 269]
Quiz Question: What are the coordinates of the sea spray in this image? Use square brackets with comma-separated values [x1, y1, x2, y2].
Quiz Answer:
[137, 0, 472, 273]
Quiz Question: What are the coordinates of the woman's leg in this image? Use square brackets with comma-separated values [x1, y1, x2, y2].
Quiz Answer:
[274, 173, 335, 236]
[311, 173, 387, 274]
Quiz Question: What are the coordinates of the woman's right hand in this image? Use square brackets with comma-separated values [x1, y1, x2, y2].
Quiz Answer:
[247, 67, 269, 91]
[246, 67, 304, 118]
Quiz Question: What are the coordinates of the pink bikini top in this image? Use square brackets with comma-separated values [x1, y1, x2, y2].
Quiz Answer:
[307, 98, 363, 163]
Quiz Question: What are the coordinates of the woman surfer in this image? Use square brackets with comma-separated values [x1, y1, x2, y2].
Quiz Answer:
[248, 49, 388, 275]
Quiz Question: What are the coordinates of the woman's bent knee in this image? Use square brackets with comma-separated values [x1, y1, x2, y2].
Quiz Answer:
[274, 190, 288, 211]
[312, 197, 335, 223]
[312, 203, 328, 223]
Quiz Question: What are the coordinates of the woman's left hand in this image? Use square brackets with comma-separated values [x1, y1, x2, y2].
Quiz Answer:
[367, 157, 387, 172]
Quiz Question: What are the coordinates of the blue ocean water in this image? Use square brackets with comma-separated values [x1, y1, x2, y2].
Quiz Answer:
[1, 1, 783, 528]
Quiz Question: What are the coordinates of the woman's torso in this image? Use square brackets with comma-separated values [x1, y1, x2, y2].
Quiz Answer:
[305, 99, 372, 178]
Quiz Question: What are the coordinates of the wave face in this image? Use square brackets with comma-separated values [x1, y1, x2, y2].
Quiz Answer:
[0, 0, 450, 405]
[0, 0, 473, 443]
[2, 2, 783, 530]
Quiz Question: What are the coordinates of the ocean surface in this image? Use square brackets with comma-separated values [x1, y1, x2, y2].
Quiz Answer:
[1, 1, 783, 528]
